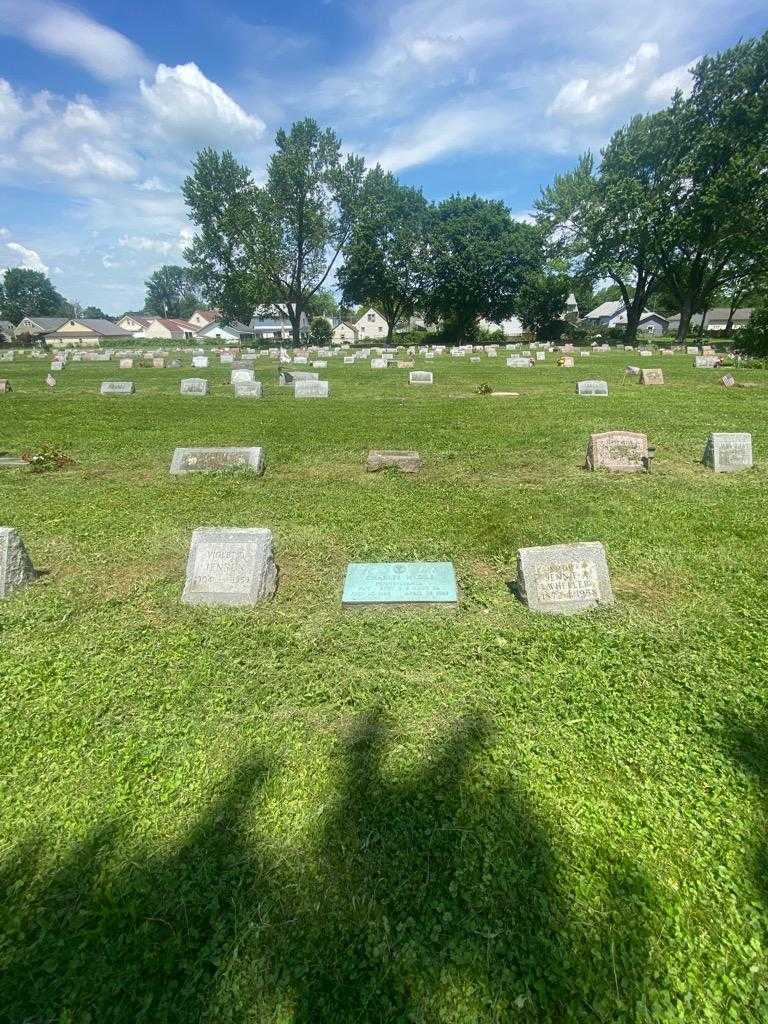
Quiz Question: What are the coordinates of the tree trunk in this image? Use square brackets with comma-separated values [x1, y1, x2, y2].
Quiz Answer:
[290, 305, 302, 346]
[675, 296, 694, 343]
[696, 307, 708, 340]
[724, 294, 742, 336]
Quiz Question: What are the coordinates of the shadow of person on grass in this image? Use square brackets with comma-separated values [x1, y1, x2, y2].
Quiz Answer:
[721, 714, 768, 910]
[0, 712, 661, 1022]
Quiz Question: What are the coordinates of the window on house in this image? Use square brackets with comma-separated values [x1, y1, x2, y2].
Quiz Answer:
[367, 313, 375, 321]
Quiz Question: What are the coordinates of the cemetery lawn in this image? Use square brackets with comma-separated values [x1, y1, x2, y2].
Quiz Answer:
[2, 352, 768, 1023]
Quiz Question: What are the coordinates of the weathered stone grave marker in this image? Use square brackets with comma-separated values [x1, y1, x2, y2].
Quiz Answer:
[231, 368, 255, 384]
[192, 356, 209, 369]
[294, 379, 329, 398]
[577, 380, 608, 396]
[586, 431, 649, 472]
[702, 433, 752, 472]
[0, 527, 38, 598]
[640, 368, 664, 386]
[234, 381, 263, 398]
[342, 561, 458, 608]
[516, 542, 613, 615]
[100, 381, 135, 395]
[182, 527, 277, 606]
[170, 446, 265, 475]
[366, 451, 422, 473]
[409, 370, 433, 384]
[180, 378, 209, 395]
[0, 379, 11, 393]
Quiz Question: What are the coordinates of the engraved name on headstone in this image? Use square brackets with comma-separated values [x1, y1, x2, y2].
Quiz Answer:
[342, 561, 458, 608]
[100, 381, 135, 395]
[170, 446, 265, 475]
[182, 527, 277, 606]
[576, 379, 608, 396]
[0, 527, 38, 598]
[640, 368, 664, 385]
[192, 356, 209, 368]
[409, 371, 433, 384]
[721, 374, 736, 388]
[234, 380, 263, 398]
[517, 542, 613, 615]
[586, 431, 649, 472]
[695, 356, 719, 369]
[294, 379, 329, 398]
[702, 432, 753, 472]
[180, 378, 209, 395]
[507, 357, 532, 368]
[231, 368, 255, 384]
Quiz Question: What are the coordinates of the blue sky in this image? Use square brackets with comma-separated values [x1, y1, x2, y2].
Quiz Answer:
[0, 0, 765, 312]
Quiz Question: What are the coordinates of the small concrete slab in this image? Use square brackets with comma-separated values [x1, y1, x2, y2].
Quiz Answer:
[294, 379, 329, 398]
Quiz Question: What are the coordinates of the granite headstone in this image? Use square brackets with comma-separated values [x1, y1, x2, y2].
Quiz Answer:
[182, 527, 277, 606]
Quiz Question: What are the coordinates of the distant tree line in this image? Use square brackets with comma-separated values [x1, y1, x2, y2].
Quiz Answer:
[180, 32, 767, 346]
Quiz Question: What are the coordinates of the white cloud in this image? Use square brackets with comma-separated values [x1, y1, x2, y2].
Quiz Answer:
[137, 176, 171, 192]
[140, 63, 265, 145]
[19, 97, 137, 181]
[548, 42, 661, 118]
[646, 58, 700, 104]
[510, 211, 535, 224]
[118, 226, 192, 256]
[0, 78, 25, 138]
[0, 0, 151, 81]
[4, 240, 49, 273]
[371, 101, 511, 171]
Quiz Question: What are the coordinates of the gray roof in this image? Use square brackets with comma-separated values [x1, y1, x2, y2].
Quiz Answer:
[16, 316, 68, 332]
[583, 300, 625, 319]
[668, 308, 753, 326]
[44, 319, 132, 338]
[198, 320, 254, 336]
[248, 316, 292, 330]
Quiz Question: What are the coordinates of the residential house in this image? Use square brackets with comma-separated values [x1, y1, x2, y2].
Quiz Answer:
[116, 313, 152, 334]
[188, 309, 221, 330]
[582, 301, 668, 334]
[36, 318, 133, 348]
[14, 316, 68, 341]
[331, 321, 358, 345]
[249, 311, 309, 341]
[196, 320, 254, 343]
[354, 307, 389, 340]
[565, 293, 579, 321]
[136, 317, 196, 340]
[667, 308, 753, 334]
[637, 313, 668, 336]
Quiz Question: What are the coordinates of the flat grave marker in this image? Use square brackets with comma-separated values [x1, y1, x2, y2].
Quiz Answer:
[231, 368, 255, 384]
[517, 542, 613, 615]
[182, 527, 277, 606]
[366, 450, 422, 473]
[170, 446, 265, 475]
[100, 381, 135, 395]
[342, 561, 458, 608]
[192, 356, 209, 369]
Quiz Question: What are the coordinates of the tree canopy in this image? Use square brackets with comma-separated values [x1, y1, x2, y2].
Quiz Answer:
[338, 167, 429, 341]
[144, 265, 201, 319]
[184, 120, 366, 343]
[0, 268, 67, 325]
[422, 196, 541, 342]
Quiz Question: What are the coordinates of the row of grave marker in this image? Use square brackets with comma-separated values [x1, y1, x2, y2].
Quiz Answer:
[0, 524, 613, 615]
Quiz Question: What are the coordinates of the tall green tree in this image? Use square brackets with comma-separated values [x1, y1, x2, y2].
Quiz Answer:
[422, 196, 541, 342]
[184, 120, 366, 344]
[536, 127, 665, 344]
[309, 316, 332, 345]
[337, 167, 428, 341]
[144, 265, 200, 319]
[734, 306, 768, 359]
[649, 36, 768, 340]
[515, 273, 570, 340]
[0, 268, 67, 324]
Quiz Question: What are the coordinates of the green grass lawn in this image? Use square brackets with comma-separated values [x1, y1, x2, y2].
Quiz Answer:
[1, 350, 767, 1023]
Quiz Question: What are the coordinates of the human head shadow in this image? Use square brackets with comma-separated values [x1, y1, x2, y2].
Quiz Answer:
[0, 714, 661, 1022]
